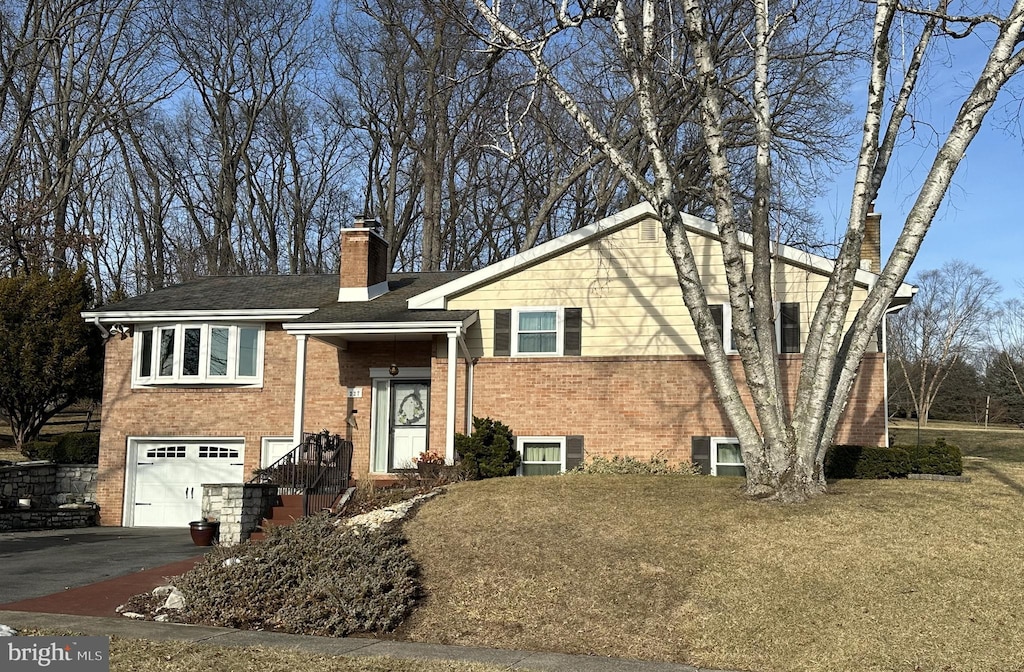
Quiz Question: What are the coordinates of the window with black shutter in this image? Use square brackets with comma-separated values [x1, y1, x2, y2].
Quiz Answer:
[493, 309, 511, 356]
[564, 308, 582, 356]
[780, 302, 801, 354]
[710, 305, 725, 345]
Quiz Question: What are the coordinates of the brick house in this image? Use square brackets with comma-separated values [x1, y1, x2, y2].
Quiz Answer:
[83, 203, 914, 526]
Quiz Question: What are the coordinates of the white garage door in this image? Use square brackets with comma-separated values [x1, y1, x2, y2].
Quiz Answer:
[131, 440, 245, 527]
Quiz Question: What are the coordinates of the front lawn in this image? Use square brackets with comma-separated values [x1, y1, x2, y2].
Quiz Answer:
[401, 459, 1024, 672]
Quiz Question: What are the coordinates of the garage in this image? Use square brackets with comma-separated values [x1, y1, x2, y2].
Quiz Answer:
[126, 438, 245, 527]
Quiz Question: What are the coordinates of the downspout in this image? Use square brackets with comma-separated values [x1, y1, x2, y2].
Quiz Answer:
[91, 317, 111, 340]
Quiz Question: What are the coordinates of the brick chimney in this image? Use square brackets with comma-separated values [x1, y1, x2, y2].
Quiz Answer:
[862, 206, 881, 273]
[338, 215, 389, 302]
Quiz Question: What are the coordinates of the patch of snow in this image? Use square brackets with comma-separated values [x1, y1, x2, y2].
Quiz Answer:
[342, 489, 442, 531]
[152, 585, 174, 597]
[0, 624, 17, 636]
[122, 612, 146, 620]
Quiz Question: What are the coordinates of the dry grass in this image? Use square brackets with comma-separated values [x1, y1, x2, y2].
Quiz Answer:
[0, 444, 22, 462]
[109, 639, 507, 672]
[403, 460, 1024, 672]
[890, 419, 1024, 463]
[26, 633, 506, 672]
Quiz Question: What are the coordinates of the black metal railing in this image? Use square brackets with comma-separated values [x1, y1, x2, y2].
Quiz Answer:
[249, 430, 354, 517]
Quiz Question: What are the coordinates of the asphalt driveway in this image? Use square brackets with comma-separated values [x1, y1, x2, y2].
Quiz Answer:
[0, 527, 202, 604]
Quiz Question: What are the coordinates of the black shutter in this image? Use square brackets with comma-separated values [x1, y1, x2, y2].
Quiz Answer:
[780, 302, 801, 354]
[691, 436, 711, 475]
[564, 308, 583, 356]
[709, 305, 724, 344]
[494, 309, 511, 356]
[565, 435, 584, 471]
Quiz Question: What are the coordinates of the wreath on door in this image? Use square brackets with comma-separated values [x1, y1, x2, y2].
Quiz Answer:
[396, 390, 426, 425]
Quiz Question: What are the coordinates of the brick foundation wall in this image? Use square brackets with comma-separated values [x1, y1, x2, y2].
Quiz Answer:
[434, 353, 886, 466]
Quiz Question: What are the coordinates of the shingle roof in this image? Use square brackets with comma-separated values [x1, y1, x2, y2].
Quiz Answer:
[291, 273, 474, 324]
[86, 272, 474, 324]
[92, 275, 339, 313]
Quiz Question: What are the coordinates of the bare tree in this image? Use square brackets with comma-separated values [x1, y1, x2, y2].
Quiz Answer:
[467, 0, 1024, 500]
[155, 0, 315, 275]
[888, 261, 999, 424]
[993, 293, 1024, 411]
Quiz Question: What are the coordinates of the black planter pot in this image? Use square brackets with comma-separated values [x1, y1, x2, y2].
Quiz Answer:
[189, 520, 219, 546]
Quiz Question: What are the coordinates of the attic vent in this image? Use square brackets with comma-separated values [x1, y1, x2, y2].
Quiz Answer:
[639, 220, 659, 243]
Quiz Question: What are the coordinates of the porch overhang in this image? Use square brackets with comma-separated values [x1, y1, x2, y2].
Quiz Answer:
[282, 313, 478, 469]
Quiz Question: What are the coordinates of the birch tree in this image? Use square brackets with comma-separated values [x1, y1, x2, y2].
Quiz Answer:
[468, 0, 1024, 500]
[888, 261, 999, 424]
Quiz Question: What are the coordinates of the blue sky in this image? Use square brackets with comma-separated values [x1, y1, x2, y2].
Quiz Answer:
[813, 30, 1024, 300]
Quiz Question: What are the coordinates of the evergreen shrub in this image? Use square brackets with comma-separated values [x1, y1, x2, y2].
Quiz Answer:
[825, 444, 911, 479]
[899, 438, 963, 476]
[454, 416, 520, 479]
[22, 432, 99, 463]
[175, 515, 420, 636]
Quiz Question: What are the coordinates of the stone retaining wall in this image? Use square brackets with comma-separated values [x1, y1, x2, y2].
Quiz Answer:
[0, 462, 100, 532]
[201, 483, 278, 546]
[0, 507, 98, 532]
[0, 462, 99, 508]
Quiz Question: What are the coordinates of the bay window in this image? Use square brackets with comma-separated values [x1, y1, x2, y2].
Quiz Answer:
[134, 323, 264, 386]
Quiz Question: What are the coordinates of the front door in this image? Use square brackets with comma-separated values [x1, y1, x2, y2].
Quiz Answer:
[389, 380, 430, 470]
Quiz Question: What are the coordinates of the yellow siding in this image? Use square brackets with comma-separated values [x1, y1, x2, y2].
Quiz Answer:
[447, 217, 867, 357]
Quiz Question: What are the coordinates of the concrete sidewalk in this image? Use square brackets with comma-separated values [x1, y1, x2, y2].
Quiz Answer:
[0, 609, 736, 672]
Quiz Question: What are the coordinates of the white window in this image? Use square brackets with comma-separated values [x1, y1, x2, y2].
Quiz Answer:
[512, 307, 563, 356]
[134, 323, 264, 387]
[711, 437, 746, 477]
[517, 436, 566, 476]
[711, 303, 801, 354]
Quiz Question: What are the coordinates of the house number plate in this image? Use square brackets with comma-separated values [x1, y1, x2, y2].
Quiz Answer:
[347, 387, 363, 398]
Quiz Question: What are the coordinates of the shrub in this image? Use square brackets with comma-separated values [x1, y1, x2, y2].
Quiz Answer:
[22, 432, 99, 463]
[825, 444, 911, 480]
[899, 438, 963, 476]
[454, 416, 520, 479]
[570, 454, 699, 475]
[174, 514, 420, 636]
[21, 440, 57, 461]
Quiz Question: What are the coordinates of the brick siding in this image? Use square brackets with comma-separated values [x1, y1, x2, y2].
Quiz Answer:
[431, 352, 887, 465]
[99, 326, 885, 525]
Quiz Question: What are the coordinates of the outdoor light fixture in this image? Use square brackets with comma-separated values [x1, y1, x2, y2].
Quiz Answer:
[389, 335, 399, 376]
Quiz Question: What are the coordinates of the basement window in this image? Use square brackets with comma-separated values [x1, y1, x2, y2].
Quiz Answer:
[712, 438, 746, 477]
[134, 323, 264, 387]
[518, 437, 566, 476]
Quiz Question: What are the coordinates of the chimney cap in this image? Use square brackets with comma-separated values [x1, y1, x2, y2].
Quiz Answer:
[353, 214, 382, 231]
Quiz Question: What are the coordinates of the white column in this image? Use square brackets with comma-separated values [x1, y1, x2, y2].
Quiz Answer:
[458, 335, 474, 433]
[446, 331, 458, 463]
[292, 334, 308, 446]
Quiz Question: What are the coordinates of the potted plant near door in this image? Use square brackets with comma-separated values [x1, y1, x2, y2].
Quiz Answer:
[188, 517, 219, 546]
[413, 450, 445, 481]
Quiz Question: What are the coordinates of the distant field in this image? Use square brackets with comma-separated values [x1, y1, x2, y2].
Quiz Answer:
[890, 418, 1024, 463]
[0, 404, 99, 463]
